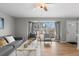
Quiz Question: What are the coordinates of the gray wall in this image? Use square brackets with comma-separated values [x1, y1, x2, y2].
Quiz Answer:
[77, 19, 79, 49]
[0, 12, 15, 36]
[15, 19, 28, 39]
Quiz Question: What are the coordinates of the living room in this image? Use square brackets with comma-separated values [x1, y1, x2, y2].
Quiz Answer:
[0, 2, 79, 56]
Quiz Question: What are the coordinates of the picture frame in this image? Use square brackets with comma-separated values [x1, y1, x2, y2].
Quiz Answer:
[0, 18, 4, 29]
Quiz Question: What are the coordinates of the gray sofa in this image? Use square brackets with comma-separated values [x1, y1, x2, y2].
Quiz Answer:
[0, 36, 25, 56]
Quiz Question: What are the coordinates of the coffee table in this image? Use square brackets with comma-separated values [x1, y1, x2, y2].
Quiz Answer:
[16, 39, 38, 56]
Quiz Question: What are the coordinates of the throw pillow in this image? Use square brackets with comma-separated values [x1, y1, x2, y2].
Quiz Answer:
[0, 38, 8, 48]
[5, 36, 15, 43]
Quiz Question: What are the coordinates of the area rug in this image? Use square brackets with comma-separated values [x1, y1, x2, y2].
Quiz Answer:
[44, 43, 51, 48]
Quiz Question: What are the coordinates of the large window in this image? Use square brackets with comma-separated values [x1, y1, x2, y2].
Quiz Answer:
[42, 22, 55, 29]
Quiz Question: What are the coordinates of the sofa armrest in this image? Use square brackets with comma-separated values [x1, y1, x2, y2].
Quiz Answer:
[0, 46, 14, 56]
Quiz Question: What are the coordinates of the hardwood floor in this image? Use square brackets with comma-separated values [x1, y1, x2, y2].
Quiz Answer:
[16, 39, 79, 56]
[40, 42, 79, 56]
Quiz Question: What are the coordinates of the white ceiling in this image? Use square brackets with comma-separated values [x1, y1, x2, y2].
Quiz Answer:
[0, 3, 79, 18]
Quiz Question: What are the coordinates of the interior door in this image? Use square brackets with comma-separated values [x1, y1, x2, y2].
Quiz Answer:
[66, 20, 77, 42]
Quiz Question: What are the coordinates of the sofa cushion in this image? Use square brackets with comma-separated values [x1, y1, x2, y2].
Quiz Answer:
[5, 36, 15, 43]
[7, 40, 24, 49]
[0, 38, 8, 48]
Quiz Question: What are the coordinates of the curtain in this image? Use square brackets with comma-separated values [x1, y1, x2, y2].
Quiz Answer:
[55, 22, 60, 41]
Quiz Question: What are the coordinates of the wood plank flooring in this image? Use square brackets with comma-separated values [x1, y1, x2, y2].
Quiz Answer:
[40, 42, 79, 56]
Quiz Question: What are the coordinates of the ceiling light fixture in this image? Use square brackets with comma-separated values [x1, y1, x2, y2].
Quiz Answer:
[39, 3, 48, 11]
[36, 0, 48, 11]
